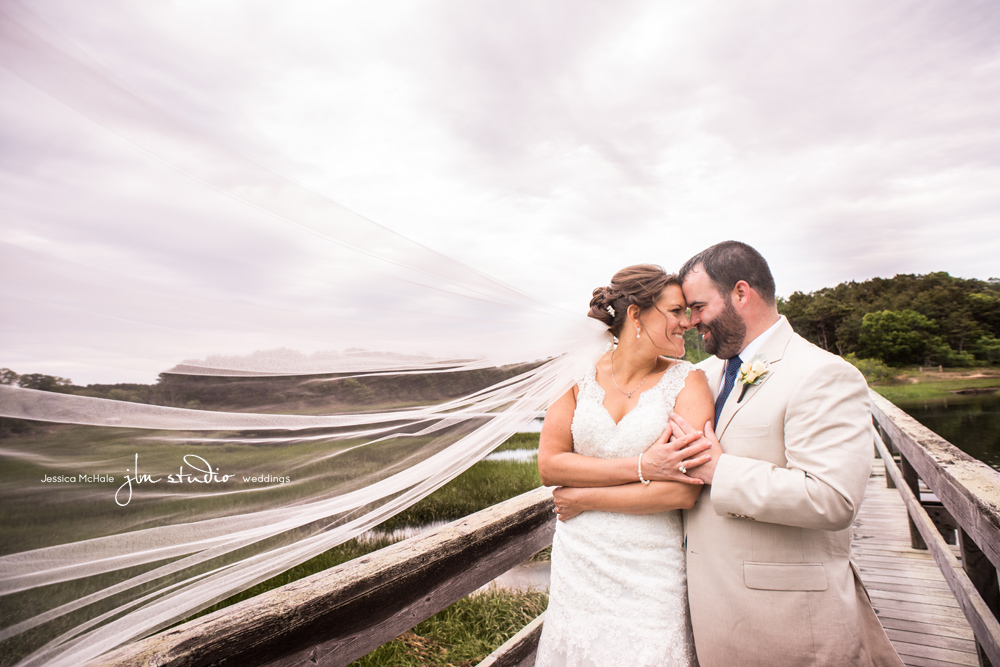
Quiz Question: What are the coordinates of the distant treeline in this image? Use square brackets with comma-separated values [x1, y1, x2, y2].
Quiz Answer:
[0, 362, 543, 437]
[779, 272, 1000, 366]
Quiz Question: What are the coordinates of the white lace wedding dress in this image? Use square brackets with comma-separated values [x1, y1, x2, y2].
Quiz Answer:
[534, 361, 697, 667]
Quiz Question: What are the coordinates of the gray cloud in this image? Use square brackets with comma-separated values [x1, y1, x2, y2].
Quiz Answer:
[3, 0, 999, 382]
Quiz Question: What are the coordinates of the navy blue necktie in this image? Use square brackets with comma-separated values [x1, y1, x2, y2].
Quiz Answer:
[714, 356, 742, 427]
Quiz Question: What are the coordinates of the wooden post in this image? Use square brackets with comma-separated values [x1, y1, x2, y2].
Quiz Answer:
[960, 528, 1000, 667]
[900, 454, 927, 550]
[875, 423, 896, 489]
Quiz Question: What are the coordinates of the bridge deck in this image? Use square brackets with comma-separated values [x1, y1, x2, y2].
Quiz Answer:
[853, 457, 978, 667]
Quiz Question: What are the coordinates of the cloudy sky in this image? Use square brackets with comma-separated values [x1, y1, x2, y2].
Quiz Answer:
[2, 0, 999, 384]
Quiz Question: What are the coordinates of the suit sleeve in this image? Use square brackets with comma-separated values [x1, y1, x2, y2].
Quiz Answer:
[709, 357, 873, 531]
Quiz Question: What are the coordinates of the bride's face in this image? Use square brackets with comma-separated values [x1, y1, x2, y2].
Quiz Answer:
[639, 284, 690, 357]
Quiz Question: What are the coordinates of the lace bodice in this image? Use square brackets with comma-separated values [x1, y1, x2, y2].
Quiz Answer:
[571, 360, 694, 459]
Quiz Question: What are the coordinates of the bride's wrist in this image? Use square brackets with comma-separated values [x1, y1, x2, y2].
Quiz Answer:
[638, 452, 652, 485]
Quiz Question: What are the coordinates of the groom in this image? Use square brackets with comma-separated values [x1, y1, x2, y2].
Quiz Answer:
[644, 241, 903, 666]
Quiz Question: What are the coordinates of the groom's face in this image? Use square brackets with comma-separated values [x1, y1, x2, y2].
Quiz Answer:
[682, 266, 747, 359]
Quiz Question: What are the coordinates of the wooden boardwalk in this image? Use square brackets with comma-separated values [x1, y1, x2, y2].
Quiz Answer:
[853, 457, 978, 667]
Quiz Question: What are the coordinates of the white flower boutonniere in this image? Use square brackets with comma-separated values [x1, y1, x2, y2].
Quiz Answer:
[737, 355, 770, 402]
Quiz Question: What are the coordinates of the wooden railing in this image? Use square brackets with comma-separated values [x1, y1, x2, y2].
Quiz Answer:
[88, 487, 556, 667]
[89, 391, 1000, 667]
[870, 390, 1000, 667]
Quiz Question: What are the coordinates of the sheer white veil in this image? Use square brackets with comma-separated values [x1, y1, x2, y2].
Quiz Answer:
[0, 6, 609, 665]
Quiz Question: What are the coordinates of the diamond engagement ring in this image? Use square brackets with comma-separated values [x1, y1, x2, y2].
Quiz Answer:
[678, 463, 687, 474]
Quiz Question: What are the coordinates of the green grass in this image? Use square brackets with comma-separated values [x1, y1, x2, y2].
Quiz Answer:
[871, 372, 1000, 405]
[379, 459, 541, 532]
[349, 589, 548, 667]
[493, 432, 540, 451]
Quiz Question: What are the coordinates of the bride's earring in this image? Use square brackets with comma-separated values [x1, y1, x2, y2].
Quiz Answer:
[636, 327, 641, 339]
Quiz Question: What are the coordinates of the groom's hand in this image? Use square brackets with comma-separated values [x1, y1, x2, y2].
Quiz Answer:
[668, 413, 723, 484]
[640, 426, 712, 485]
[552, 487, 586, 521]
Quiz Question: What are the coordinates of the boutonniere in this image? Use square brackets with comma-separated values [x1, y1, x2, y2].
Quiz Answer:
[737, 355, 770, 402]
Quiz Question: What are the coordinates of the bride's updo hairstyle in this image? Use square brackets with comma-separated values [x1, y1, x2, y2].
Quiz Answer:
[589, 264, 680, 338]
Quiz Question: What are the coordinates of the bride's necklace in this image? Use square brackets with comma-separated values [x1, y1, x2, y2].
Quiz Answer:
[610, 347, 657, 399]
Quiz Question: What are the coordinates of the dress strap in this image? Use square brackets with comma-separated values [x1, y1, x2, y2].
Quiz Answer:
[577, 363, 599, 387]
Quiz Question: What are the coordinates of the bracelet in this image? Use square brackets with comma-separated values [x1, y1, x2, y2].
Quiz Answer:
[638, 452, 650, 485]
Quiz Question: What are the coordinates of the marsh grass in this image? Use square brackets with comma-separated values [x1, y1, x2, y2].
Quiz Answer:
[349, 589, 548, 667]
[493, 432, 540, 451]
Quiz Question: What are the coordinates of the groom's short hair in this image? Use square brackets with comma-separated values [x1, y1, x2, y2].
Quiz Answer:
[679, 241, 776, 305]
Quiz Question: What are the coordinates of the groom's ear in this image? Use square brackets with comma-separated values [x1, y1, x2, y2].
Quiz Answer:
[732, 280, 752, 308]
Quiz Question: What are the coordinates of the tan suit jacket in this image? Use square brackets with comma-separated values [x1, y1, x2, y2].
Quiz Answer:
[685, 317, 903, 666]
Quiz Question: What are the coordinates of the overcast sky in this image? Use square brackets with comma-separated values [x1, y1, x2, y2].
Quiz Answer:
[2, 0, 999, 383]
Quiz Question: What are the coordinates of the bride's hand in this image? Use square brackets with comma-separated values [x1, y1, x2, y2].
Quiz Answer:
[668, 413, 723, 484]
[640, 423, 713, 485]
[552, 487, 587, 521]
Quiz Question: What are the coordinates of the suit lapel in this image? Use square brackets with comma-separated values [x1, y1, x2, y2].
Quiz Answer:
[716, 318, 794, 440]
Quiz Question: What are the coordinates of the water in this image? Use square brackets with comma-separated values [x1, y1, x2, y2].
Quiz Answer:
[485, 449, 538, 463]
[897, 391, 1000, 471]
[518, 417, 545, 433]
[360, 520, 450, 543]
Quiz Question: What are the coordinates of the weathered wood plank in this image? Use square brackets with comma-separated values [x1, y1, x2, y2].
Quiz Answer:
[88, 487, 556, 667]
[900, 655, 978, 667]
[884, 627, 978, 654]
[902, 453, 930, 550]
[874, 606, 973, 629]
[868, 581, 959, 598]
[895, 649, 979, 667]
[889, 639, 979, 666]
[859, 564, 957, 581]
[872, 595, 971, 617]
[869, 588, 963, 609]
[855, 546, 948, 561]
[857, 557, 952, 577]
[861, 574, 953, 592]
[879, 617, 975, 642]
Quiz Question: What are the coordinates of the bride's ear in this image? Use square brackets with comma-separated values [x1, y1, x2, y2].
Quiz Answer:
[627, 304, 642, 333]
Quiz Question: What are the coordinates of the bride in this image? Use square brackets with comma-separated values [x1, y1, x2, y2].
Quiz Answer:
[534, 264, 715, 667]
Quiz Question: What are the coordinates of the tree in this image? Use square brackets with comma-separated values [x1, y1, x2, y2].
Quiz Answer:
[857, 310, 936, 365]
[925, 336, 975, 367]
[973, 335, 1000, 365]
[968, 292, 1000, 338]
[0, 368, 19, 385]
[782, 291, 852, 352]
[778, 272, 1000, 361]
[17, 373, 75, 393]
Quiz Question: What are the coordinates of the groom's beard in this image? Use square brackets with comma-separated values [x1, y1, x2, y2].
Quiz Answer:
[699, 299, 746, 359]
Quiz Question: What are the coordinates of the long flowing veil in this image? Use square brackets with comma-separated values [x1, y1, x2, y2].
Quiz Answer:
[0, 6, 608, 665]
